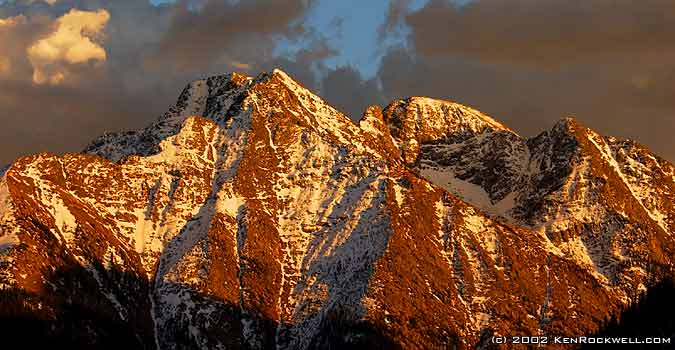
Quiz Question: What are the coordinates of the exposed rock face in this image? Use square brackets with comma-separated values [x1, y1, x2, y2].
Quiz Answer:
[1, 69, 674, 349]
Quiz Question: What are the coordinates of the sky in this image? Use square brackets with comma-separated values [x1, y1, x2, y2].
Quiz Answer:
[1, 0, 674, 165]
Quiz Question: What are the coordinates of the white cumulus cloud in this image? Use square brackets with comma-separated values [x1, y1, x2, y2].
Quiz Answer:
[27, 8, 110, 85]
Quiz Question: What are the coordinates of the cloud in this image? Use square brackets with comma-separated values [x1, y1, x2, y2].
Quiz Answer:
[146, 0, 310, 74]
[0, 12, 51, 80]
[374, 0, 675, 161]
[320, 65, 384, 120]
[0, 58, 9, 73]
[0, 77, 165, 165]
[404, 0, 675, 66]
[27, 8, 110, 84]
[0, 0, 323, 165]
[0, 14, 25, 26]
[3, 0, 673, 166]
[229, 61, 252, 70]
[378, 0, 410, 40]
[0, 15, 28, 78]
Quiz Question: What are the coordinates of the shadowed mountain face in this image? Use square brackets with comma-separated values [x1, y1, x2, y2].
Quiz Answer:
[1, 70, 674, 349]
[582, 278, 675, 350]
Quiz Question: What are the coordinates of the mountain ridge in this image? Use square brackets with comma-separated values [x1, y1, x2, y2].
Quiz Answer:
[1, 69, 674, 349]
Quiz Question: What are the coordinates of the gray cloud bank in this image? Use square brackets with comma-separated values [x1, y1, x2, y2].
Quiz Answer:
[1, 0, 674, 164]
[375, 0, 675, 161]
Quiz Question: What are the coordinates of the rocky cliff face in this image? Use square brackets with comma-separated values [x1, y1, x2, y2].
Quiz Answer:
[1, 69, 674, 349]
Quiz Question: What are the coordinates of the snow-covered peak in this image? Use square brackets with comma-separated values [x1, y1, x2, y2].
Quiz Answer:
[2, 68, 675, 350]
[358, 105, 387, 136]
[270, 68, 294, 81]
[85, 68, 379, 162]
[383, 96, 513, 143]
[241, 68, 382, 158]
[84, 72, 252, 161]
[381, 96, 516, 164]
[549, 116, 586, 135]
[410, 96, 509, 129]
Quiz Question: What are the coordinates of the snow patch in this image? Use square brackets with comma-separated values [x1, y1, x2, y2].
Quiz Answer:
[562, 236, 610, 284]
[0, 179, 11, 222]
[393, 183, 405, 206]
[586, 131, 670, 235]
[217, 196, 245, 217]
[420, 167, 515, 217]
[44, 189, 78, 244]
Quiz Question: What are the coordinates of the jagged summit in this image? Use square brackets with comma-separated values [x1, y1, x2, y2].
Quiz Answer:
[2, 69, 675, 349]
[84, 69, 517, 161]
[384, 96, 511, 139]
[84, 69, 529, 172]
[84, 69, 376, 162]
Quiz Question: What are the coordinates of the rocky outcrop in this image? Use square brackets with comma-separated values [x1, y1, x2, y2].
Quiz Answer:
[1, 69, 674, 349]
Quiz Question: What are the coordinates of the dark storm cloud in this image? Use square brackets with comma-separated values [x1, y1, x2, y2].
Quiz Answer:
[0, 1, 176, 164]
[0, 0, 328, 165]
[147, 0, 311, 72]
[375, 0, 675, 161]
[3, 0, 675, 165]
[0, 78, 164, 159]
[377, 0, 409, 40]
[320, 66, 384, 120]
[406, 0, 675, 65]
[260, 38, 337, 91]
[0, 12, 51, 81]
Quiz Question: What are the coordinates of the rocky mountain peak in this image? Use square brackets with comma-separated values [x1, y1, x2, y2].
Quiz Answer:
[2, 69, 675, 350]
[85, 68, 381, 164]
[384, 97, 510, 139]
[382, 96, 514, 164]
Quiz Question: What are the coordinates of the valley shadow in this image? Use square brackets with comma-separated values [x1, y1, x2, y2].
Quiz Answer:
[581, 278, 675, 349]
[151, 280, 253, 350]
[1, 258, 399, 350]
[0, 263, 155, 350]
[0, 262, 282, 350]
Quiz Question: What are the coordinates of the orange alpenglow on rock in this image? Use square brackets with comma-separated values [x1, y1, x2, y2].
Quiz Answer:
[1, 69, 674, 349]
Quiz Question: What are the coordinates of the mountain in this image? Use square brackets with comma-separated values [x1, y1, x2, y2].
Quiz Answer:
[1, 69, 674, 349]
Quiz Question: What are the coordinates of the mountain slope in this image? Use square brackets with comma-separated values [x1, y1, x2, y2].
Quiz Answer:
[1, 69, 674, 349]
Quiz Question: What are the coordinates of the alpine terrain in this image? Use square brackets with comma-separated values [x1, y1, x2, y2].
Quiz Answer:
[1, 69, 674, 349]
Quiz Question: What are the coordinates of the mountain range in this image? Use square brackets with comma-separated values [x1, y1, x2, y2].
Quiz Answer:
[1, 69, 674, 349]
